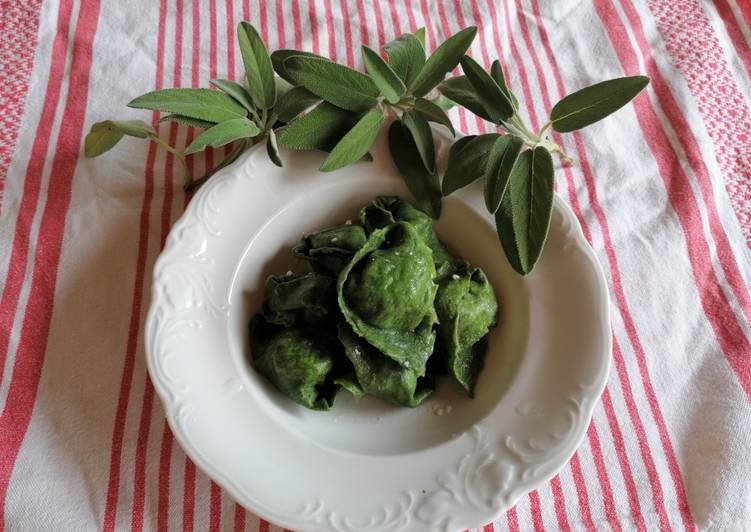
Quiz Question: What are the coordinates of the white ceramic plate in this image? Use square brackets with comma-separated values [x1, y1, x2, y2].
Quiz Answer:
[145, 128, 611, 532]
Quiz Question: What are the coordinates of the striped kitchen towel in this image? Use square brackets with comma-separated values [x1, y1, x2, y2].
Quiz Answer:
[0, 0, 749, 530]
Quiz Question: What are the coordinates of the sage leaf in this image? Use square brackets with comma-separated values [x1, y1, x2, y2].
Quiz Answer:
[184, 118, 260, 154]
[495, 193, 523, 274]
[383, 33, 425, 88]
[490, 59, 518, 109]
[388, 121, 442, 219]
[414, 97, 454, 136]
[159, 114, 215, 128]
[275, 75, 294, 100]
[411, 26, 477, 97]
[483, 134, 523, 213]
[128, 88, 247, 123]
[438, 76, 491, 121]
[320, 107, 385, 171]
[550, 75, 649, 133]
[507, 146, 554, 274]
[402, 111, 436, 173]
[266, 128, 283, 167]
[431, 95, 456, 112]
[237, 22, 276, 109]
[278, 102, 358, 150]
[84, 120, 156, 157]
[362, 45, 406, 104]
[460, 55, 514, 123]
[271, 49, 331, 84]
[284, 56, 380, 112]
[210, 79, 255, 113]
[275, 86, 320, 122]
[414, 27, 426, 49]
[106, 120, 155, 138]
[442, 133, 499, 195]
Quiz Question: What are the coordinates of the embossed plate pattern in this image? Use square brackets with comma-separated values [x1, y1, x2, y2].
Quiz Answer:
[145, 128, 611, 532]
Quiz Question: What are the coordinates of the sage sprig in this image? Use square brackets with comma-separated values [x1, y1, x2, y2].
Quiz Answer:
[84, 22, 648, 275]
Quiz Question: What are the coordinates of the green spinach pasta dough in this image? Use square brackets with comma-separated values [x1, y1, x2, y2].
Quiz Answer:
[434, 263, 498, 396]
[250, 196, 499, 410]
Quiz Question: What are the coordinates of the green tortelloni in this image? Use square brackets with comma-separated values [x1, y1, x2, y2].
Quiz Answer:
[338, 222, 438, 373]
[360, 196, 454, 267]
[262, 272, 336, 327]
[294, 223, 368, 275]
[434, 263, 499, 396]
[337, 325, 433, 407]
[251, 319, 340, 411]
[250, 195, 499, 411]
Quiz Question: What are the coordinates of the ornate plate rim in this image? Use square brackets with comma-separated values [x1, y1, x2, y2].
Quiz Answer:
[145, 134, 612, 532]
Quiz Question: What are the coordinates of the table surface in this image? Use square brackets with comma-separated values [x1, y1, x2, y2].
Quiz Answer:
[0, 1, 750, 531]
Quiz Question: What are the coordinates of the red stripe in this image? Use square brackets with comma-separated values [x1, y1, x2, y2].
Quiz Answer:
[227, 0, 237, 77]
[258, 519, 270, 532]
[259, 0, 268, 42]
[527, 490, 545, 532]
[309, 0, 321, 53]
[339, 0, 355, 66]
[506, 506, 520, 532]
[323, 0, 338, 61]
[549, 476, 572, 532]
[586, 424, 623, 532]
[568, 454, 597, 531]
[0, 0, 44, 213]
[192, 0, 201, 87]
[372, 0, 387, 45]
[130, 381, 155, 531]
[0, 0, 75, 384]
[386, 0, 403, 36]
[209, 481, 222, 532]
[275, 0, 287, 47]
[600, 388, 648, 531]
[738, 0, 751, 28]
[101, 0, 167, 527]
[154, 0, 189, 526]
[356, 0, 370, 46]
[234, 503, 246, 532]
[209, 0, 218, 79]
[182, 459, 196, 531]
[243, 0, 249, 21]
[0, 0, 102, 524]
[403, 0, 418, 32]
[292, 0, 303, 48]
[157, 424, 173, 532]
[714, 0, 751, 78]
